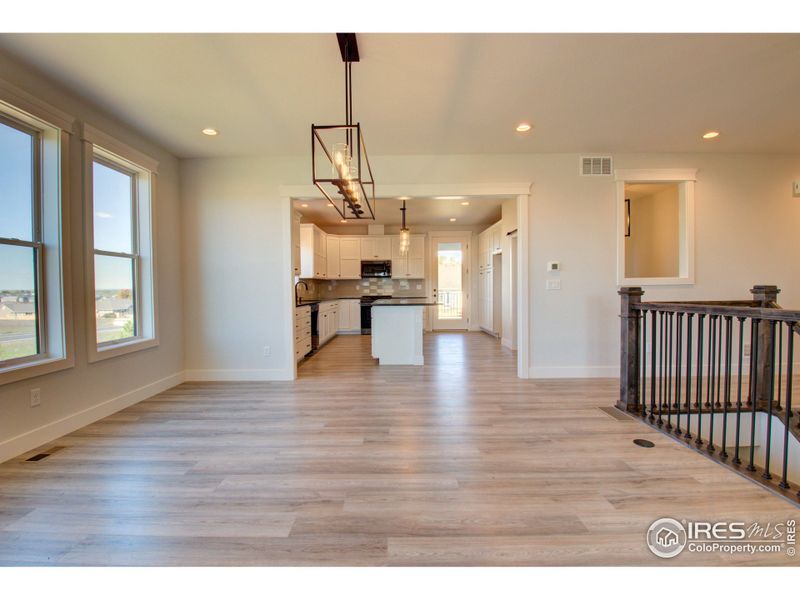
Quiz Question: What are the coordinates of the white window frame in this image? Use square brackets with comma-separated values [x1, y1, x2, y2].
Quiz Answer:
[615, 168, 697, 287]
[81, 123, 159, 363]
[0, 82, 74, 386]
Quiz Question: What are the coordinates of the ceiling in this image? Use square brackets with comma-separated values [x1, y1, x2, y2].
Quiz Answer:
[1, 33, 799, 158]
[294, 197, 504, 227]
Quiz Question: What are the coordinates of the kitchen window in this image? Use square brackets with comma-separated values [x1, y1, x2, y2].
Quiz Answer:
[0, 87, 74, 385]
[82, 124, 158, 362]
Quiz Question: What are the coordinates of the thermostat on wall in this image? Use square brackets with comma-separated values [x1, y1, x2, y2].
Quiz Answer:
[793, 181, 800, 197]
[547, 261, 560, 272]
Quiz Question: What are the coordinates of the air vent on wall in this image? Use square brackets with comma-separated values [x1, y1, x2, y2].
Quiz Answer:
[580, 156, 613, 176]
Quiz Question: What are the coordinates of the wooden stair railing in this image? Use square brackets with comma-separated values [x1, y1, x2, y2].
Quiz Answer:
[619, 284, 800, 506]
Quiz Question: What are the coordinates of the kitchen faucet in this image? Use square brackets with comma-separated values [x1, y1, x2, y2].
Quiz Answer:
[295, 280, 309, 306]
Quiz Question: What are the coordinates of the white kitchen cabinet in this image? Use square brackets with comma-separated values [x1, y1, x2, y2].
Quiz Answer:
[337, 299, 361, 333]
[361, 236, 391, 260]
[300, 224, 328, 279]
[294, 304, 312, 361]
[340, 258, 361, 279]
[491, 223, 502, 253]
[292, 211, 302, 276]
[318, 301, 339, 347]
[340, 237, 361, 259]
[391, 235, 425, 279]
[326, 236, 341, 279]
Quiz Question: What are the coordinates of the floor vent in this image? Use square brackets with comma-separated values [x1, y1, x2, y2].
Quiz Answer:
[633, 438, 655, 448]
[580, 156, 612, 176]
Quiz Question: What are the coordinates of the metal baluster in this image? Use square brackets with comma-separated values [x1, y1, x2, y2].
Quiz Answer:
[779, 322, 794, 490]
[675, 313, 684, 436]
[658, 311, 664, 427]
[666, 312, 673, 430]
[684, 313, 694, 440]
[641, 310, 648, 419]
[747, 319, 760, 472]
[708, 316, 717, 452]
[720, 317, 733, 460]
[733, 318, 745, 465]
[695, 314, 705, 447]
[776, 323, 783, 411]
[650, 308, 657, 423]
[762, 320, 777, 480]
[715, 314, 723, 409]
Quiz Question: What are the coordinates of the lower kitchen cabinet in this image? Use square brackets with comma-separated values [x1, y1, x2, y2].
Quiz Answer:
[318, 301, 339, 347]
[294, 305, 312, 361]
[337, 299, 361, 333]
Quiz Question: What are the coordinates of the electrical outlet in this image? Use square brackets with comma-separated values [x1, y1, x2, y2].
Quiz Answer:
[416, 284, 422, 290]
[263, 346, 271, 357]
[30, 388, 41, 408]
[546, 279, 562, 291]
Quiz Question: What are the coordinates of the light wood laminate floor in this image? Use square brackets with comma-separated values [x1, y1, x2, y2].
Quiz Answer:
[0, 333, 796, 566]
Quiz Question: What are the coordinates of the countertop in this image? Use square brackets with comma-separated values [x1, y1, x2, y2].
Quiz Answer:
[296, 296, 429, 307]
[371, 299, 438, 307]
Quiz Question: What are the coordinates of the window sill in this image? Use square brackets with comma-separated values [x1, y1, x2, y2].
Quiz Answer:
[0, 354, 74, 387]
[88, 336, 159, 363]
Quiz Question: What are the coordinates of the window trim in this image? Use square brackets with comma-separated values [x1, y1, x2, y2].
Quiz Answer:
[0, 84, 75, 386]
[81, 123, 159, 363]
[615, 168, 697, 287]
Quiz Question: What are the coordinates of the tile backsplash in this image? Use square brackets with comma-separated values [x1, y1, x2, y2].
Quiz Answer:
[297, 278, 426, 302]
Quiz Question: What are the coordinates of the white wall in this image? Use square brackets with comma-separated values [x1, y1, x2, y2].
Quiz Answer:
[0, 50, 184, 461]
[181, 152, 800, 381]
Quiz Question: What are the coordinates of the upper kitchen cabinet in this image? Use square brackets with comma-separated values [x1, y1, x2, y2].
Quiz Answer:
[326, 236, 341, 279]
[360, 236, 391, 260]
[339, 237, 362, 279]
[292, 211, 302, 276]
[300, 223, 328, 279]
[391, 235, 425, 279]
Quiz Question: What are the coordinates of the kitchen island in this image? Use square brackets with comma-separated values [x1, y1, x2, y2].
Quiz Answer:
[371, 299, 438, 365]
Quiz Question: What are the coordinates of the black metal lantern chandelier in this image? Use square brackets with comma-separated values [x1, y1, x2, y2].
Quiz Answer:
[311, 33, 376, 220]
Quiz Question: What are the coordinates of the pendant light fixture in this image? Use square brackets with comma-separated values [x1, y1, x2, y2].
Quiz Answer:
[311, 33, 376, 220]
[399, 200, 410, 255]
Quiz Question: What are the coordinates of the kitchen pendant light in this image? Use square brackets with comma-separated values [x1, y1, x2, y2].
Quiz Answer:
[399, 200, 410, 255]
[311, 33, 376, 220]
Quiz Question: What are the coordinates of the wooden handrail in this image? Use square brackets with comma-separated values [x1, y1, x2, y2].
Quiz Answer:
[632, 302, 800, 323]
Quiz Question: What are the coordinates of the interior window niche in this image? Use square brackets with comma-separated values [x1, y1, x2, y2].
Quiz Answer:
[615, 169, 696, 286]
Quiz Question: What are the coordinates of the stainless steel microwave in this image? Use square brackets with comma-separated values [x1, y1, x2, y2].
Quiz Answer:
[361, 260, 392, 278]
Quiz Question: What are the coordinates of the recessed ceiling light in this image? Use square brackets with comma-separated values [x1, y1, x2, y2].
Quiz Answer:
[397, 196, 411, 200]
[515, 122, 532, 133]
[300, 203, 309, 207]
[327, 203, 336, 208]
[201, 128, 219, 136]
[702, 131, 720, 139]
[461, 201, 470, 206]
[434, 196, 466, 200]
[340, 219, 347, 223]
[449, 218, 457, 222]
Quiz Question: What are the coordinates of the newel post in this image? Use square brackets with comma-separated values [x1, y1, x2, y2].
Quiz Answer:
[618, 286, 644, 412]
[751, 284, 780, 409]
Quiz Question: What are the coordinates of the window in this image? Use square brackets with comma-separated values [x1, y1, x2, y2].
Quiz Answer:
[0, 117, 42, 364]
[82, 124, 158, 362]
[616, 169, 696, 286]
[0, 85, 74, 385]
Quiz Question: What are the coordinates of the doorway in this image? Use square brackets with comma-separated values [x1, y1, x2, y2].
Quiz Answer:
[431, 235, 470, 330]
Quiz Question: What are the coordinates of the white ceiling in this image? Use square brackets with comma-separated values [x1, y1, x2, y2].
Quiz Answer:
[1, 33, 799, 158]
[294, 196, 504, 227]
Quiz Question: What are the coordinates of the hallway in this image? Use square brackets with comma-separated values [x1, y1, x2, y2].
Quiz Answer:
[0, 333, 794, 565]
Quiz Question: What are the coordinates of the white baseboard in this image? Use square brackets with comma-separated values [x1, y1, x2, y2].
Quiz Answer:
[501, 336, 516, 350]
[0, 371, 185, 464]
[184, 368, 294, 382]
[529, 365, 618, 379]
